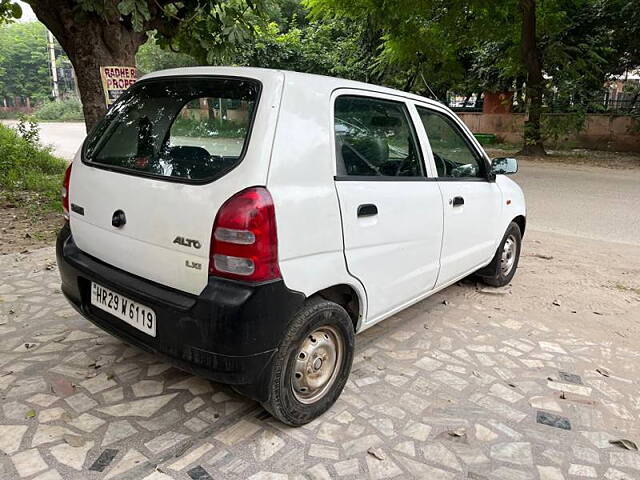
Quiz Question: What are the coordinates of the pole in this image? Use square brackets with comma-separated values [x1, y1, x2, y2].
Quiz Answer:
[47, 30, 60, 101]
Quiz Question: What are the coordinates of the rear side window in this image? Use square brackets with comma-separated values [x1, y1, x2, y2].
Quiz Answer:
[334, 96, 423, 177]
[84, 77, 260, 182]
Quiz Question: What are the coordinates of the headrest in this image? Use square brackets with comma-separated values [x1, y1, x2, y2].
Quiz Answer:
[346, 136, 389, 166]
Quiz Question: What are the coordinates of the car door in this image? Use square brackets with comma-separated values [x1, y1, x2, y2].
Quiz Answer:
[333, 91, 444, 324]
[413, 104, 503, 287]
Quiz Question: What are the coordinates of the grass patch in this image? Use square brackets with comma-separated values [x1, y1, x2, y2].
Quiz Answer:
[0, 122, 67, 213]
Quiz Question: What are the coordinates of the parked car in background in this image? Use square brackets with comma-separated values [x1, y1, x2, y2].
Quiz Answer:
[57, 67, 525, 425]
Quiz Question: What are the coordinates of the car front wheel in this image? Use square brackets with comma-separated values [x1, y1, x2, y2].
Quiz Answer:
[479, 221, 522, 287]
[261, 297, 355, 426]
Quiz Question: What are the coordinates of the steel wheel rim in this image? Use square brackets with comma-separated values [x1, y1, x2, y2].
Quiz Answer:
[500, 235, 517, 276]
[291, 325, 343, 404]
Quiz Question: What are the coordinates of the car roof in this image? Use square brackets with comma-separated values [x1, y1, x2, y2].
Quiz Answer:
[140, 66, 444, 108]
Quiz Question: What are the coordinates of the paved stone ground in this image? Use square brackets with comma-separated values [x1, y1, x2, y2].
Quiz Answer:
[1, 230, 639, 480]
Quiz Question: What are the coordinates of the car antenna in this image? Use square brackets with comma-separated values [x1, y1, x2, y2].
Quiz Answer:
[420, 72, 440, 102]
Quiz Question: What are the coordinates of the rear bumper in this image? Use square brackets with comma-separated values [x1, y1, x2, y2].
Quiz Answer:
[56, 223, 305, 402]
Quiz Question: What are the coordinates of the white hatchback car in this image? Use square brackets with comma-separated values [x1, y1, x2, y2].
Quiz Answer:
[57, 67, 525, 425]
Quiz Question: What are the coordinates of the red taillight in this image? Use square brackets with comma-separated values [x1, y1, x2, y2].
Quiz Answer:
[209, 187, 281, 282]
[61, 163, 72, 219]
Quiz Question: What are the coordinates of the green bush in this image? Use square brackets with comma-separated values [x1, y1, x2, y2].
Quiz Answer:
[0, 110, 21, 119]
[33, 98, 84, 122]
[0, 123, 67, 211]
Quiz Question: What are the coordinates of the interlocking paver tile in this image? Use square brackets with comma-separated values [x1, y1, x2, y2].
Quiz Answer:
[1, 234, 640, 479]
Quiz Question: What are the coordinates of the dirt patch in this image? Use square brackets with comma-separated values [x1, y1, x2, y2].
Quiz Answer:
[486, 148, 640, 170]
[390, 229, 640, 352]
[0, 199, 63, 255]
[511, 232, 640, 348]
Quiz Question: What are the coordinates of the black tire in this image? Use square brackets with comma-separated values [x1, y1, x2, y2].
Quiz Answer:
[479, 221, 522, 287]
[261, 297, 355, 426]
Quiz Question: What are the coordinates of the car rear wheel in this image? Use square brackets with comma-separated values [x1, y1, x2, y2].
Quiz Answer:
[479, 221, 522, 287]
[261, 297, 355, 426]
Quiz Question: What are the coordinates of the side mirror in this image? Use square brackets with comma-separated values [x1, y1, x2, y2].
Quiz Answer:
[491, 157, 518, 175]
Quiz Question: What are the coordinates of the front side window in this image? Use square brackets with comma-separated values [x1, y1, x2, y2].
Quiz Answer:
[417, 107, 484, 179]
[85, 77, 259, 182]
[335, 96, 423, 177]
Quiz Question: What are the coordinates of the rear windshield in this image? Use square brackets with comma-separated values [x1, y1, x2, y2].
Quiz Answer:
[84, 77, 260, 182]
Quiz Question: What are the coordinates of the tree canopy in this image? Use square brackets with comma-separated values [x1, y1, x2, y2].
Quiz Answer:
[0, 0, 21, 24]
[136, 0, 374, 82]
[306, 0, 640, 153]
[9, 0, 263, 130]
[1, 0, 638, 147]
[0, 21, 51, 103]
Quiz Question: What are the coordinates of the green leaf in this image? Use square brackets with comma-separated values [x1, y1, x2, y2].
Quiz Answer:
[10, 2, 22, 19]
[164, 3, 179, 17]
[137, 1, 151, 21]
[117, 0, 135, 16]
[25, 409, 36, 419]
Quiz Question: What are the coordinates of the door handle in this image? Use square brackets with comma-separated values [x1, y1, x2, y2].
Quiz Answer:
[357, 204, 378, 217]
[452, 196, 465, 207]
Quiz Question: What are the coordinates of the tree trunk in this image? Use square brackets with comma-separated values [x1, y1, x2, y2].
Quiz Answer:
[519, 0, 546, 156]
[28, 1, 146, 132]
[70, 44, 139, 133]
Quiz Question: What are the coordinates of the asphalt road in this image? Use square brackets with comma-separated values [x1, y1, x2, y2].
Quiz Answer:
[513, 161, 640, 246]
[4, 121, 639, 245]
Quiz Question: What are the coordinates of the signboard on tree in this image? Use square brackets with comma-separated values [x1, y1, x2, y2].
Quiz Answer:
[100, 66, 137, 106]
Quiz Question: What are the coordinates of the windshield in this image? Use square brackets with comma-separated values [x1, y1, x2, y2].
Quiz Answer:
[84, 77, 260, 182]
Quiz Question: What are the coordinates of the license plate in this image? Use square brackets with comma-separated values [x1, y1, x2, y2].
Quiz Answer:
[91, 282, 156, 337]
